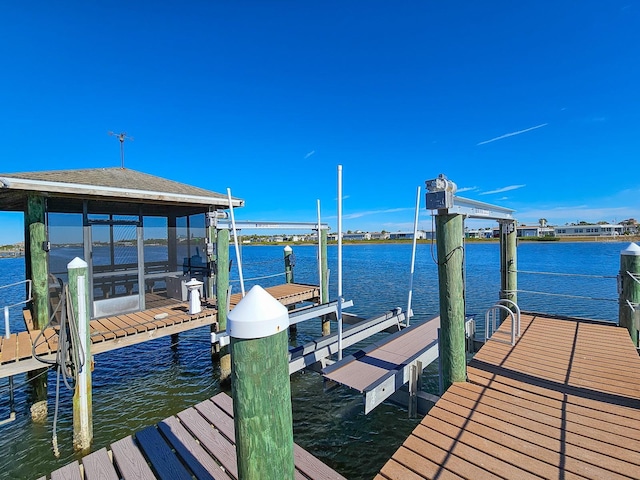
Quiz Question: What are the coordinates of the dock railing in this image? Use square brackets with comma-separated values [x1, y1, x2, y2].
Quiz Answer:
[0, 279, 32, 425]
[1, 279, 32, 339]
[484, 298, 520, 346]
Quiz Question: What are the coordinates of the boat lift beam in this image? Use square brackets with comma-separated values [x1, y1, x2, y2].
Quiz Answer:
[217, 220, 331, 230]
[425, 175, 515, 221]
[428, 194, 515, 221]
[211, 299, 354, 347]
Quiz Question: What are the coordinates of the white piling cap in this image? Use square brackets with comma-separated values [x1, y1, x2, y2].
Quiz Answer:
[621, 242, 640, 256]
[227, 285, 289, 339]
[67, 257, 87, 269]
[185, 278, 204, 287]
[284, 245, 293, 253]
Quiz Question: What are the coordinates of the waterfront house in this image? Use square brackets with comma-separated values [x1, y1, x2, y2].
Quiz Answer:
[554, 223, 624, 237]
[389, 230, 430, 240]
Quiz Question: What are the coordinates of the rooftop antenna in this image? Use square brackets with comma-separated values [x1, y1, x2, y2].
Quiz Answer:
[108, 131, 134, 168]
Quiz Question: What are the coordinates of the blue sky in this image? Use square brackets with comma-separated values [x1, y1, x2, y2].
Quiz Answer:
[1, 1, 639, 244]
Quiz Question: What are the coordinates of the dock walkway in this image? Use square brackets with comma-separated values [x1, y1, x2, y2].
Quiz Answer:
[323, 316, 440, 413]
[376, 313, 640, 479]
[41, 391, 346, 480]
[0, 283, 319, 379]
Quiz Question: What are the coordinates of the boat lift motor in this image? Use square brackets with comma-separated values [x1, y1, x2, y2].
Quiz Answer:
[426, 174, 457, 210]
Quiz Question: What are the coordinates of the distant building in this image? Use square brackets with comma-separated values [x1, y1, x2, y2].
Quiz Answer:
[370, 232, 390, 240]
[465, 229, 493, 239]
[516, 226, 555, 238]
[389, 230, 431, 240]
[554, 224, 624, 237]
[343, 232, 371, 241]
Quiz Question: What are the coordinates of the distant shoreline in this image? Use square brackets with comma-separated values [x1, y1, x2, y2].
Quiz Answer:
[243, 235, 640, 247]
[0, 250, 24, 258]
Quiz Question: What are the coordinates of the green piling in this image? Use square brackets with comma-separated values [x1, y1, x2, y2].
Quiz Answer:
[619, 242, 640, 347]
[25, 194, 48, 422]
[284, 246, 296, 335]
[216, 228, 231, 383]
[500, 220, 518, 307]
[435, 213, 466, 390]
[228, 286, 295, 480]
[284, 245, 294, 284]
[68, 257, 93, 450]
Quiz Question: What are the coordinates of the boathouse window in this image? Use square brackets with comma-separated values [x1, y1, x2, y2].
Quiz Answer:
[47, 212, 84, 319]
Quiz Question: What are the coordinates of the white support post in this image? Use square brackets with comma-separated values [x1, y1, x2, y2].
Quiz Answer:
[406, 186, 421, 327]
[68, 257, 92, 451]
[337, 165, 343, 361]
[4, 306, 9, 339]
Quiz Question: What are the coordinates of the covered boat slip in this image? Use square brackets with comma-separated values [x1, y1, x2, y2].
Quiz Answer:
[0, 283, 319, 378]
[41, 392, 346, 480]
[0, 167, 244, 331]
[376, 313, 640, 480]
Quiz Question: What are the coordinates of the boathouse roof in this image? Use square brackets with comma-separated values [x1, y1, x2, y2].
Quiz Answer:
[0, 167, 243, 213]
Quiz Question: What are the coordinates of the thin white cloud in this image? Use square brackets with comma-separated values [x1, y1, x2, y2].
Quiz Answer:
[343, 207, 411, 220]
[477, 123, 548, 146]
[325, 207, 412, 221]
[456, 186, 478, 193]
[480, 184, 526, 195]
[304, 150, 316, 159]
[518, 205, 637, 226]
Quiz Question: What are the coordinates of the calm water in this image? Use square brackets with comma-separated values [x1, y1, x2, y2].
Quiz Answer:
[0, 241, 627, 479]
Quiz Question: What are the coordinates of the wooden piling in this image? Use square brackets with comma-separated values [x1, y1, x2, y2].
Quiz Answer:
[228, 286, 295, 480]
[284, 245, 294, 284]
[320, 229, 330, 336]
[284, 246, 297, 335]
[619, 242, 640, 347]
[500, 220, 518, 307]
[68, 257, 93, 451]
[216, 228, 231, 383]
[25, 193, 48, 421]
[435, 213, 466, 390]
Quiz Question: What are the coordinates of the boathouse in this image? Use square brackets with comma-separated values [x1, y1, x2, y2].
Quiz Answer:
[0, 167, 243, 329]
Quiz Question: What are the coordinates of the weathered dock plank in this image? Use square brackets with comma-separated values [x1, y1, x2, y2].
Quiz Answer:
[82, 447, 119, 480]
[135, 425, 192, 480]
[158, 415, 233, 480]
[111, 435, 156, 480]
[50, 461, 82, 480]
[178, 406, 238, 478]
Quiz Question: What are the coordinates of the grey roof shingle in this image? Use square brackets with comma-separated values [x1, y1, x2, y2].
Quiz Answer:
[0, 167, 243, 211]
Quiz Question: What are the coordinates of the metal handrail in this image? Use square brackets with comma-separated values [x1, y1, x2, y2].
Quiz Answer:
[494, 298, 521, 337]
[2, 279, 33, 338]
[485, 302, 518, 346]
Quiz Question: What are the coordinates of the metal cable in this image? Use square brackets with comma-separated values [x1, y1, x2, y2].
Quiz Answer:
[513, 269, 617, 279]
[0, 365, 52, 394]
[31, 285, 84, 457]
[513, 288, 618, 303]
[230, 272, 285, 283]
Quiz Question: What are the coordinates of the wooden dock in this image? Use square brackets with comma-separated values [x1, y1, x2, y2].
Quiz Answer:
[0, 283, 319, 379]
[41, 391, 346, 480]
[323, 316, 440, 413]
[376, 312, 640, 479]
